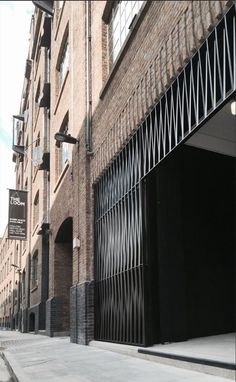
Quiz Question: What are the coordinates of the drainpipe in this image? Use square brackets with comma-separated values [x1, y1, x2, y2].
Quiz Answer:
[27, 14, 35, 325]
[43, 44, 50, 303]
[44, 46, 50, 224]
[85, 0, 92, 154]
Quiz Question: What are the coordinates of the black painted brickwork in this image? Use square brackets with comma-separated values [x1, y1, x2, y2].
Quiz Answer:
[28, 302, 46, 332]
[70, 281, 94, 345]
[46, 296, 67, 336]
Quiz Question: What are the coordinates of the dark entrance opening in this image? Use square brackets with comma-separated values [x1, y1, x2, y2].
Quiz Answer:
[146, 103, 235, 345]
[54, 217, 73, 334]
[29, 313, 35, 332]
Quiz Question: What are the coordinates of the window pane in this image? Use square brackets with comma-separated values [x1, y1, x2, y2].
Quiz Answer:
[110, 1, 144, 63]
[62, 142, 69, 164]
[126, 1, 132, 26]
[58, 39, 69, 90]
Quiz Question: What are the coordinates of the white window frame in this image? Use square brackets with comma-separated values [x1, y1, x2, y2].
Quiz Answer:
[58, 0, 64, 9]
[57, 35, 69, 91]
[109, 1, 144, 62]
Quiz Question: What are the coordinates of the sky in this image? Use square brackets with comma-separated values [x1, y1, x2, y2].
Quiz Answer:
[0, 1, 34, 237]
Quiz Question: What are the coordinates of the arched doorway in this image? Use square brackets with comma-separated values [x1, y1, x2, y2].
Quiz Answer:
[54, 217, 73, 334]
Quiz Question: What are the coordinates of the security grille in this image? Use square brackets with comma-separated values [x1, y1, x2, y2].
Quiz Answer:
[94, 5, 236, 345]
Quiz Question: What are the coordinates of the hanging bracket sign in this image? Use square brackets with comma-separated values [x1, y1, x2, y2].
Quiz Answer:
[8, 189, 27, 240]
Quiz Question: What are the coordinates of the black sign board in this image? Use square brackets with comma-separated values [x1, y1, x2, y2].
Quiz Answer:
[8, 189, 27, 240]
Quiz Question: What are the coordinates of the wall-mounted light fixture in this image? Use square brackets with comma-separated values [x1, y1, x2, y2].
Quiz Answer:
[11, 264, 22, 273]
[12, 146, 25, 156]
[32, 1, 53, 15]
[54, 132, 79, 145]
[231, 101, 236, 115]
[73, 237, 81, 250]
[13, 114, 24, 122]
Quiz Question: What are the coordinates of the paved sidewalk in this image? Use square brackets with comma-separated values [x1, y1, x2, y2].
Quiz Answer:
[0, 331, 234, 382]
[0, 355, 12, 382]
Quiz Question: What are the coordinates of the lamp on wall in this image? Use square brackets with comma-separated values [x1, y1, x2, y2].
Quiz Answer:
[54, 132, 79, 145]
[32, 1, 53, 15]
[11, 264, 22, 273]
[13, 114, 24, 122]
[230, 101, 236, 115]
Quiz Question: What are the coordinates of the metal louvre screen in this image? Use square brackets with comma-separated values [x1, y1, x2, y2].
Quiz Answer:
[94, 6, 236, 346]
[95, 140, 146, 345]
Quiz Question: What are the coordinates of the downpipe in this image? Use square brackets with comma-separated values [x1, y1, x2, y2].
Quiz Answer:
[85, 0, 92, 155]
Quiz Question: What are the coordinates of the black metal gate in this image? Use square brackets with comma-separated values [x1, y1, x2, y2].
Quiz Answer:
[94, 5, 236, 346]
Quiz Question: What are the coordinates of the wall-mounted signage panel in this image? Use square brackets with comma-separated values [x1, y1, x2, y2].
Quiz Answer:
[8, 189, 27, 240]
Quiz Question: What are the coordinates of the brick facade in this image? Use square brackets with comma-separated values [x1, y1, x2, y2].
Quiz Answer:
[91, 1, 231, 182]
[0, 0, 234, 345]
[0, 8, 51, 334]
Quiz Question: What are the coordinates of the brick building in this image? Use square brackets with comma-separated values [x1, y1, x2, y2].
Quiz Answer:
[0, 228, 15, 328]
[1, 7, 51, 333]
[0, 0, 235, 364]
[45, 0, 234, 346]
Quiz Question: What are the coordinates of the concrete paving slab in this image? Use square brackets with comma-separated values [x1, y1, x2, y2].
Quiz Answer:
[142, 333, 236, 364]
[0, 355, 12, 382]
[0, 331, 235, 382]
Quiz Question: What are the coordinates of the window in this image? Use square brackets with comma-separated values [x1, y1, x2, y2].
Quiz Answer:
[24, 107, 29, 126]
[22, 271, 26, 297]
[58, 0, 64, 9]
[24, 136, 29, 168]
[33, 191, 39, 228]
[109, 1, 144, 63]
[56, 30, 69, 91]
[24, 179, 28, 191]
[56, 114, 69, 177]
[35, 44, 41, 77]
[33, 132, 41, 170]
[25, 136, 29, 151]
[56, 1, 64, 23]
[17, 175, 21, 189]
[35, 78, 41, 106]
[31, 252, 38, 288]
[35, 78, 41, 121]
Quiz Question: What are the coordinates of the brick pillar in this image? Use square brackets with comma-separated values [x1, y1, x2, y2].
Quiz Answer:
[70, 281, 94, 345]
[46, 296, 69, 336]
